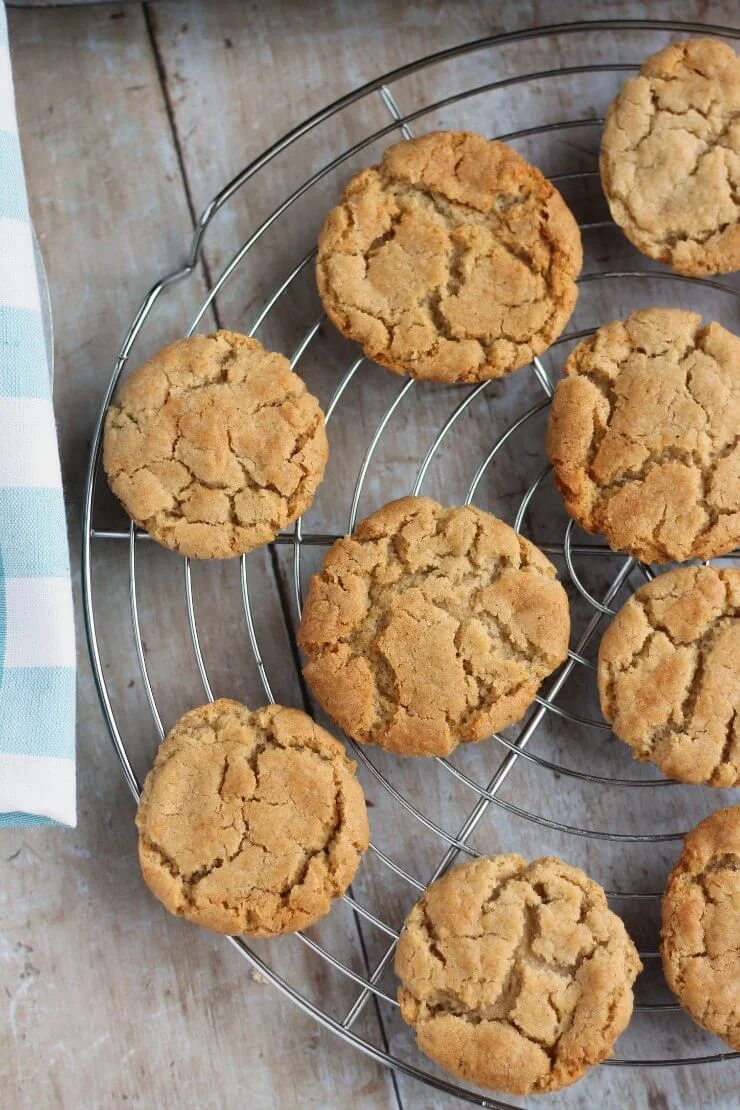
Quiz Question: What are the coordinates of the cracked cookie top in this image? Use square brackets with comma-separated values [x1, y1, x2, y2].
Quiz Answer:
[135, 699, 369, 936]
[546, 308, 740, 563]
[297, 496, 570, 758]
[395, 855, 642, 1095]
[316, 131, 582, 383]
[103, 331, 328, 558]
[598, 566, 740, 786]
[661, 806, 740, 1049]
[600, 38, 740, 276]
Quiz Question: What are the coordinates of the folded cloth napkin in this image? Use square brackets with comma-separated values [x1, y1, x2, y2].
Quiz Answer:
[0, 6, 75, 827]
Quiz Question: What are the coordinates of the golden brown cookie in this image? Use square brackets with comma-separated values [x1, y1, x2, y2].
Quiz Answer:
[103, 331, 328, 558]
[395, 855, 642, 1095]
[598, 566, 739, 786]
[135, 699, 369, 936]
[600, 38, 740, 276]
[662, 807, 740, 1049]
[316, 130, 582, 383]
[547, 308, 740, 562]
[298, 496, 570, 757]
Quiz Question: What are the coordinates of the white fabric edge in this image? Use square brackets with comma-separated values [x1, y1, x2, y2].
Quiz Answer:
[0, 398, 63, 488]
[0, 217, 40, 311]
[3, 577, 75, 666]
[0, 752, 76, 825]
[0, 47, 19, 136]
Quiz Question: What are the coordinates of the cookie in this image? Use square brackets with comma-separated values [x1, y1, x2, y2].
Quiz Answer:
[395, 855, 642, 1095]
[135, 699, 369, 936]
[600, 38, 740, 276]
[317, 130, 582, 383]
[662, 807, 740, 1049]
[599, 566, 739, 785]
[103, 330, 328, 558]
[547, 308, 740, 563]
[298, 496, 570, 757]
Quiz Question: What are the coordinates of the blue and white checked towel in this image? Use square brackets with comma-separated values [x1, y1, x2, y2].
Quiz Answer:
[0, 7, 75, 827]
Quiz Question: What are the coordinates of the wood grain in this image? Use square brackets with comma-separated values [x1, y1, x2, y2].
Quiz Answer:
[1, 2, 739, 1108]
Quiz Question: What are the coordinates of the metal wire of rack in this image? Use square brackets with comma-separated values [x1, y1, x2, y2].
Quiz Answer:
[82, 19, 740, 1108]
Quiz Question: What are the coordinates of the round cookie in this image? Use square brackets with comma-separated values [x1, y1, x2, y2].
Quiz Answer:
[662, 807, 740, 1049]
[316, 130, 582, 383]
[395, 855, 642, 1095]
[298, 496, 570, 757]
[135, 699, 369, 936]
[600, 38, 740, 276]
[547, 308, 740, 563]
[598, 566, 740, 785]
[104, 330, 328, 558]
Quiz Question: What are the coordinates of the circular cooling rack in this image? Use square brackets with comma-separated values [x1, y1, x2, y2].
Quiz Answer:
[83, 20, 740, 1108]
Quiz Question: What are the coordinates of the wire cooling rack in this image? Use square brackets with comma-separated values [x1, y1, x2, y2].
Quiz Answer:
[82, 20, 740, 1108]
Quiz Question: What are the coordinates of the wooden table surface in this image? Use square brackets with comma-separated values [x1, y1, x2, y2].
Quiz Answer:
[2, 2, 739, 1107]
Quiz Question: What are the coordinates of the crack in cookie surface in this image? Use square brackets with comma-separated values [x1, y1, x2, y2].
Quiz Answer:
[395, 855, 641, 1095]
[103, 330, 328, 558]
[662, 807, 740, 1049]
[298, 496, 570, 757]
[547, 308, 740, 563]
[598, 566, 740, 786]
[316, 131, 582, 383]
[600, 38, 740, 275]
[135, 699, 369, 936]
